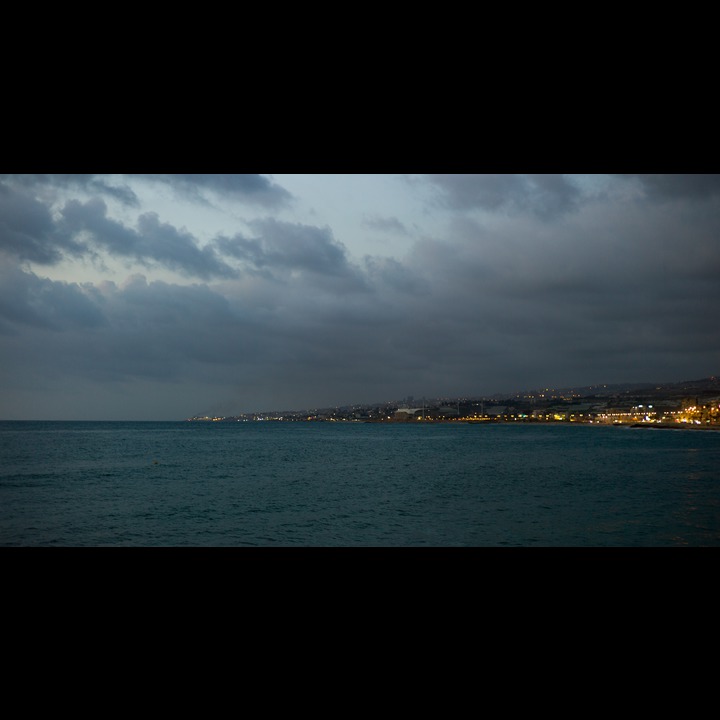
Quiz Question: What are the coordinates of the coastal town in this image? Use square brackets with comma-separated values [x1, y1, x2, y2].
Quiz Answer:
[188, 376, 720, 428]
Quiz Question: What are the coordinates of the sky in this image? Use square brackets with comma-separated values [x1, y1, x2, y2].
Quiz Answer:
[1, 173, 719, 420]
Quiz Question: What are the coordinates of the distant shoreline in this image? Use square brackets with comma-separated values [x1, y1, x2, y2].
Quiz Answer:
[626, 422, 720, 432]
[461, 420, 720, 431]
[365, 419, 720, 431]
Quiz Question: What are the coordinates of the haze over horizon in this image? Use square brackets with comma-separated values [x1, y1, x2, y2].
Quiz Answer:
[2, 174, 719, 421]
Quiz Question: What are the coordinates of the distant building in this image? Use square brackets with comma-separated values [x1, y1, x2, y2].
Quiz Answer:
[394, 408, 423, 421]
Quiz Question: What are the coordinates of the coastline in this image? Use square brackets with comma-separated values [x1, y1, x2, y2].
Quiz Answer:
[627, 422, 720, 432]
[465, 420, 720, 432]
[367, 419, 720, 431]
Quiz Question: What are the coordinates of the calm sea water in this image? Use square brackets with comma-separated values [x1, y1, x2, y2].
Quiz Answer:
[1, 420, 719, 547]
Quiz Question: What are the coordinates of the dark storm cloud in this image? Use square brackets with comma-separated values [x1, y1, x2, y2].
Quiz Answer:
[85, 275, 256, 380]
[0, 270, 251, 387]
[421, 174, 582, 217]
[249, 218, 357, 277]
[213, 218, 368, 290]
[0, 174, 361, 284]
[0, 174, 139, 206]
[2, 253, 406, 407]
[388, 191, 720, 389]
[127, 174, 293, 207]
[0, 175, 244, 279]
[0, 263, 105, 332]
[363, 256, 424, 295]
[0, 173, 294, 210]
[0, 182, 84, 264]
[59, 198, 238, 279]
[616, 174, 720, 200]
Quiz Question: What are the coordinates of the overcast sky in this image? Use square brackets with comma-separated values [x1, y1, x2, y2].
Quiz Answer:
[1, 173, 718, 420]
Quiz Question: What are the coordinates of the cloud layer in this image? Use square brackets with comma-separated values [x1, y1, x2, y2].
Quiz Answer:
[1, 174, 718, 419]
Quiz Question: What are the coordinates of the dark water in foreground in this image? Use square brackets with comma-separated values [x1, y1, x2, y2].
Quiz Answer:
[1, 420, 719, 546]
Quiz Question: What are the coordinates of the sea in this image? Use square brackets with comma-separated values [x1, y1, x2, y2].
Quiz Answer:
[1, 419, 719, 547]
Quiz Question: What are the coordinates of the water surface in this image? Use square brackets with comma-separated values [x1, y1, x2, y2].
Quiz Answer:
[1, 420, 718, 546]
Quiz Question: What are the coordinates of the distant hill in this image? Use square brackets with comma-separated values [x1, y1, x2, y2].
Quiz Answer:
[542, 376, 719, 400]
[189, 375, 719, 420]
